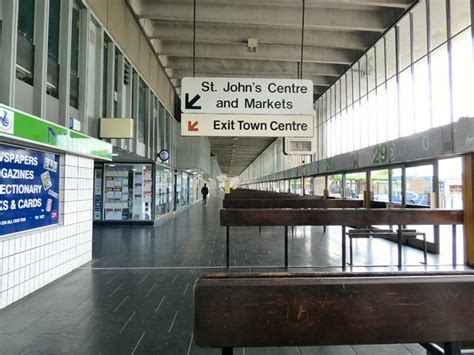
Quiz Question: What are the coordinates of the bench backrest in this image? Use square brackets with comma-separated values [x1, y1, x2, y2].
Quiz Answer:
[222, 198, 363, 209]
[194, 271, 474, 348]
[220, 208, 463, 226]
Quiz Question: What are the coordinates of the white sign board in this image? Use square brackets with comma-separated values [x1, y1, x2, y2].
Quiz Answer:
[181, 114, 314, 137]
[181, 77, 313, 115]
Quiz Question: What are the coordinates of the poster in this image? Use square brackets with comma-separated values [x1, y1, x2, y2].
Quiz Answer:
[0, 144, 60, 236]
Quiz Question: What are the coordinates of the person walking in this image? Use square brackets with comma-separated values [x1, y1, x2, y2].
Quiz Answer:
[201, 183, 209, 205]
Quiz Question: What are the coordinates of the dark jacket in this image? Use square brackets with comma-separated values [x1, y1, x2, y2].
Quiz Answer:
[201, 186, 209, 196]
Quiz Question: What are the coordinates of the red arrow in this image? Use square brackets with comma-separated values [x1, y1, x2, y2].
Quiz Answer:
[188, 121, 199, 132]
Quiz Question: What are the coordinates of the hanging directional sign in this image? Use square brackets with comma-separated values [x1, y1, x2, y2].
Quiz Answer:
[181, 114, 314, 137]
[181, 77, 313, 115]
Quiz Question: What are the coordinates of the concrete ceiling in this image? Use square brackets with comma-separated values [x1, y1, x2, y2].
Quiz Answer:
[127, 0, 416, 177]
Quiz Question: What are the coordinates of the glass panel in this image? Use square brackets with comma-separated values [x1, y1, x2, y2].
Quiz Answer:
[327, 174, 343, 198]
[352, 64, 360, 101]
[341, 76, 347, 109]
[367, 48, 376, 92]
[439, 157, 463, 208]
[102, 41, 109, 117]
[359, 56, 367, 97]
[314, 176, 325, 196]
[47, 0, 60, 98]
[17, 0, 35, 85]
[138, 80, 146, 142]
[375, 40, 385, 86]
[155, 166, 173, 216]
[451, 28, 474, 122]
[360, 97, 368, 148]
[376, 84, 387, 143]
[103, 163, 153, 221]
[413, 58, 430, 132]
[303, 177, 312, 195]
[70, 1, 80, 109]
[398, 16, 411, 70]
[405, 165, 433, 206]
[335, 81, 341, 113]
[346, 70, 353, 105]
[450, 0, 470, 37]
[430, 0, 447, 49]
[386, 76, 399, 140]
[345, 171, 366, 200]
[385, 29, 397, 79]
[413, 0, 428, 61]
[368, 91, 377, 146]
[430, 44, 450, 127]
[390, 168, 403, 203]
[371, 169, 389, 202]
[399, 68, 414, 137]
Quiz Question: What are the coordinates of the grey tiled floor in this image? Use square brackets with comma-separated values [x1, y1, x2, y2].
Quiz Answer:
[0, 195, 467, 354]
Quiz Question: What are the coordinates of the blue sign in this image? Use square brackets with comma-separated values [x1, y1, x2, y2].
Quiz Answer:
[0, 144, 60, 236]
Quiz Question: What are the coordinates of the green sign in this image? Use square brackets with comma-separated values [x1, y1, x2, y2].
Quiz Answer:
[0, 104, 112, 160]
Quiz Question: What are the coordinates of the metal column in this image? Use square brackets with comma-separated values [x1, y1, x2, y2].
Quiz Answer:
[78, 6, 90, 133]
[58, 0, 73, 126]
[33, 0, 49, 118]
[0, 0, 19, 106]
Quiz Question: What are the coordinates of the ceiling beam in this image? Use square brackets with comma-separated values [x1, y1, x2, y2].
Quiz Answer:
[137, 1, 397, 32]
[158, 41, 360, 65]
[166, 57, 346, 77]
[170, 70, 334, 86]
[150, 21, 380, 50]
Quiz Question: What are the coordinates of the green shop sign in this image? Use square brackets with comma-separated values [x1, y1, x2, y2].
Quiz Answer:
[0, 104, 112, 160]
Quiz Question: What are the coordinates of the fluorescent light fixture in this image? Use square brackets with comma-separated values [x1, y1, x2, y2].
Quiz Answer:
[107, 164, 116, 167]
[112, 153, 119, 157]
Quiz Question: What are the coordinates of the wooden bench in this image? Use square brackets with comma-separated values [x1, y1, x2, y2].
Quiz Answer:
[223, 198, 363, 209]
[220, 208, 464, 269]
[194, 271, 474, 355]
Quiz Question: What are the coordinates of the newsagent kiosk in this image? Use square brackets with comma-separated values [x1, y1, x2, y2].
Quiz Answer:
[0, 104, 112, 309]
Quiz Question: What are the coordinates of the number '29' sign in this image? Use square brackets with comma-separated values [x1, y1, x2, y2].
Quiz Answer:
[0, 144, 60, 236]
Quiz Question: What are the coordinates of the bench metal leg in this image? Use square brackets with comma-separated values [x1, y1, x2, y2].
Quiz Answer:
[349, 235, 353, 266]
[397, 225, 402, 269]
[222, 347, 233, 355]
[452, 224, 457, 267]
[342, 225, 346, 271]
[444, 341, 462, 355]
[284, 226, 288, 269]
[226, 226, 230, 269]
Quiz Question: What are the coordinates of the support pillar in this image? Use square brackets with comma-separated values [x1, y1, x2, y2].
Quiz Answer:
[33, 0, 49, 118]
[463, 154, 474, 266]
[0, 0, 19, 106]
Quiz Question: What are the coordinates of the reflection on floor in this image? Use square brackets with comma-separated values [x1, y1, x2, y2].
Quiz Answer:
[0, 195, 468, 354]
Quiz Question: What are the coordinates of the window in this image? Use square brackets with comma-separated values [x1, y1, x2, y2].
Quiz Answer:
[47, 0, 60, 97]
[398, 16, 411, 71]
[430, 44, 450, 127]
[390, 168, 403, 203]
[327, 174, 343, 198]
[367, 48, 376, 92]
[429, 0, 447, 49]
[412, 0, 428, 61]
[405, 165, 433, 206]
[386, 76, 399, 140]
[385, 29, 397, 79]
[376, 84, 387, 143]
[451, 28, 474, 121]
[70, 1, 81, 109]
[346, 70, 353, 105]
[413, 58, 430, 132]
[359, 56, 367, 97]
[450, 0, 470, 38]
[399, 68, 414, 137]
[371, 169, 389, 202]
[352, 64, 360, 101]
[138, 79, 147, 143]
[345, 172, 366, 200]
[314, 176, 326, 196]
[375, 39, 385, 86]
[16, 0, 35, 85]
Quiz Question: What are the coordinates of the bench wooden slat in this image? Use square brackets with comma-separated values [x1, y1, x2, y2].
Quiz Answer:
[223, 199, 362, 209]
[194, 271, 474, 348]
[220, 208, 464, 226]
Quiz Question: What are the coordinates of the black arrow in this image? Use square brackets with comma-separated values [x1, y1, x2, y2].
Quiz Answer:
[185, 93, 202, 110]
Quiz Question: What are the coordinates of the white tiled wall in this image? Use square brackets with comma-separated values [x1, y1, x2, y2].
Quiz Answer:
[0, 154, 94, 309]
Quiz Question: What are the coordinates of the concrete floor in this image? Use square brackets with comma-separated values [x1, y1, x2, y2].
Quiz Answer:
[0, 195, 467, 354]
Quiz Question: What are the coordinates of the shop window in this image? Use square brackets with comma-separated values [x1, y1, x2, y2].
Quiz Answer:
[345, 172, 366, 200]
[47, 0, 60, 98]
[103, 163, 153, 221]
[451, 28, 474, 121]
[371, 169, 389, 202]
[327, 174, 343, 198]
[155, 166, 172, 216]
[16, 0, 35, 85]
